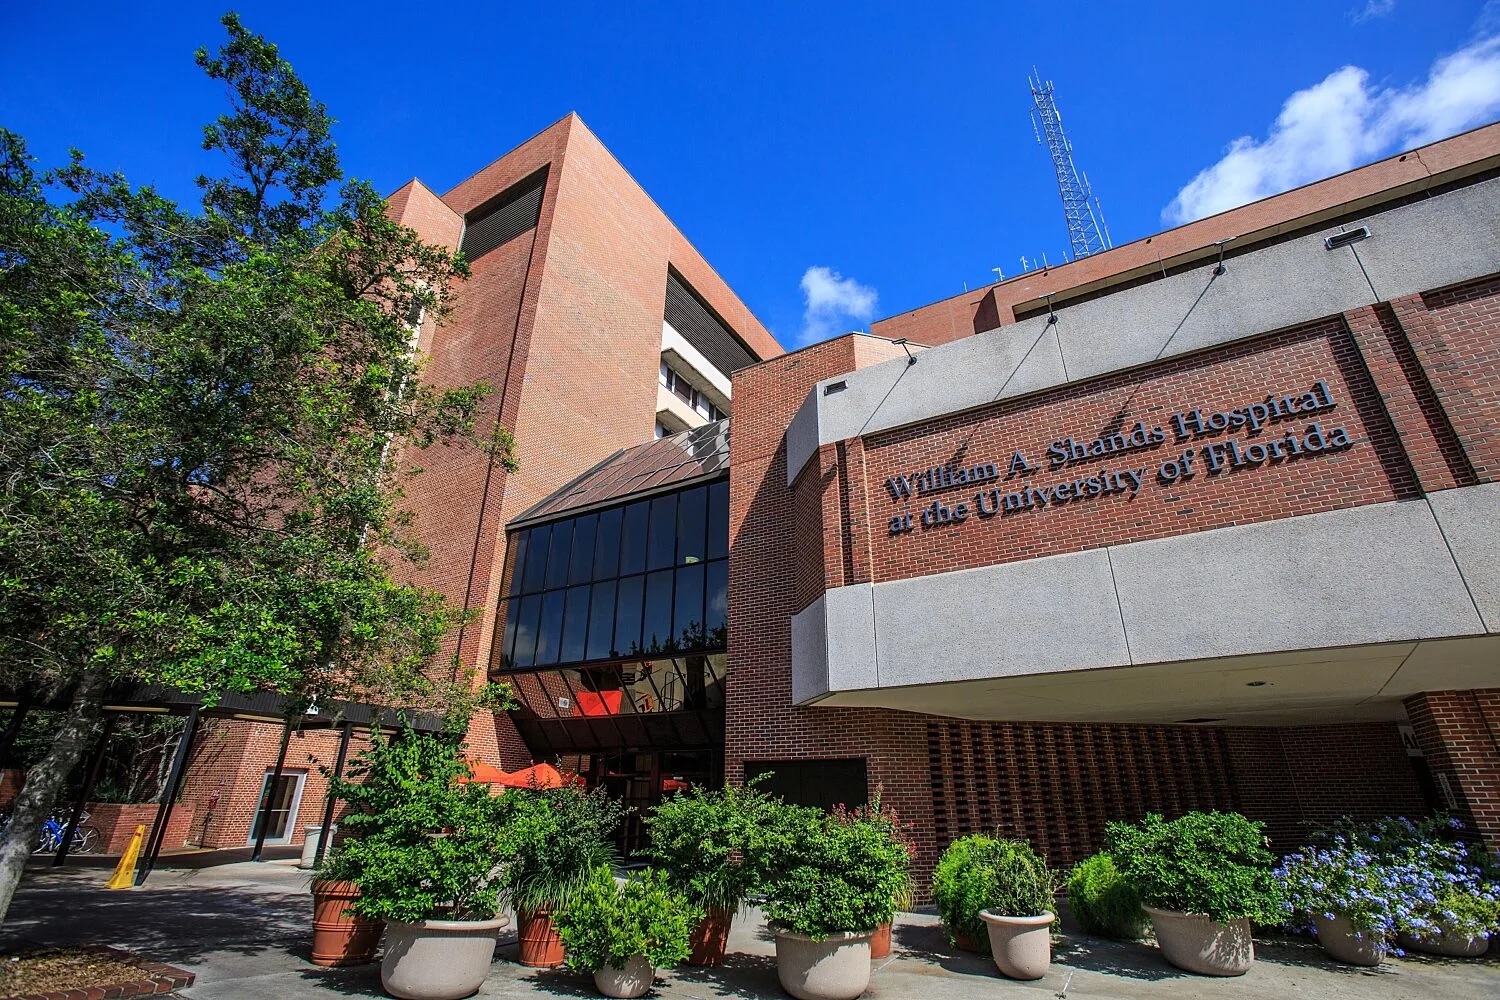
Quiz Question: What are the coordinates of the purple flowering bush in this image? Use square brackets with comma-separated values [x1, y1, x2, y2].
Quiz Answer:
[1278, 816, 1500, 954]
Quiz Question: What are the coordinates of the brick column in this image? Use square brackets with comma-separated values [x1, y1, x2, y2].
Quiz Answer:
[1403, 690, 1500, 852]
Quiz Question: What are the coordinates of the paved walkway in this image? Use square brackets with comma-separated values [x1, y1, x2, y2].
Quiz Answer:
[2, 861, 1497, 999]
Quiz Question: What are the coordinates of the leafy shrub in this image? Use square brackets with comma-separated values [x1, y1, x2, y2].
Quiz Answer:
[932, 835, 1056, 950]
[329, 727, 537, 922]
[1277, 834, 1411, 954]
[505, 783, 624, 915]
[1067, 853, 1146, 939]
[642, 782, 780, 911]
[756, 800, 909, 939]
[832, 790, 917, 910]
[1106, 812, 1283, 925]
[555, 866, 701, 972]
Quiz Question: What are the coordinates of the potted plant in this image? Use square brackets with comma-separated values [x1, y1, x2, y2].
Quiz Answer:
[976, 839, 1058, 980]
[1368, 816, 1500, 957]
[1106, 811, 1283, 976]
[931, 834, 1001, 953]
[1278, 827, 1408, 965]
[642, 782, 778, 966]
[309, 845, 385, 967]
[754, 801, 908, 1000]
[1066, 852, 1146, 940]
[505, 783, 623, 968]
[331, 727, 531, 1000]
[831, 791, 914, 960]
[554, 866, 700, 998]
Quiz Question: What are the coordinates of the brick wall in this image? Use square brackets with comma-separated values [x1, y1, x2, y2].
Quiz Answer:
[1404, 690, 1500, 849]
[86, 802, 196, 856]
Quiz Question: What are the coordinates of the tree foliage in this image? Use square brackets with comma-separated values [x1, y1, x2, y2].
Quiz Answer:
[0, 13, 510, 918]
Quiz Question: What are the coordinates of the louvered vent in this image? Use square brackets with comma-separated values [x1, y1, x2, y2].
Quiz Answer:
[664, 269, 757, 376]
[459, 167, 547, 262]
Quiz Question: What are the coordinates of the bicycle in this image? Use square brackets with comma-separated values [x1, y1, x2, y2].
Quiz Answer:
[33, 809, 100, 855]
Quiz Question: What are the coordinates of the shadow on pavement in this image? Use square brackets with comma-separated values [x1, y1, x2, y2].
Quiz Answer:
[671, 954, 781, 999]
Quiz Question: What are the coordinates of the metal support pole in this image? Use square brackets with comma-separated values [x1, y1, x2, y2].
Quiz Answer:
[251, 717, 294, 863]
[0, 699, 30, 765]
[55, 715, 115, 866]
[137, 705, 199, 886]
[313, 722, 353, 869]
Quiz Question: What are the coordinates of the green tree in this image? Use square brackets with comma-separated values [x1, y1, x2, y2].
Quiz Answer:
[0, 13, 512, 920]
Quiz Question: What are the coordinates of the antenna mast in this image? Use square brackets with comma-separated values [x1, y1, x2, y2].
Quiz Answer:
[1029, 70, 1112, 260]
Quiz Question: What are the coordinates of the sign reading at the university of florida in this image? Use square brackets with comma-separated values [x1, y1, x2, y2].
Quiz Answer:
[885, 381, 1353, 536]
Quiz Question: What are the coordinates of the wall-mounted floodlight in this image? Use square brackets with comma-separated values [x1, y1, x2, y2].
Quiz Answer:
[1212, 236, 1236, 276]
[1324, 226, 1371, 251]
[893, 338, 917, 365]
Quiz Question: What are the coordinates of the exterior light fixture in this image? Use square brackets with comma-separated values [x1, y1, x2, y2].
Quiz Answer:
[1324, 226, 1371, 250]
[1212, 237, 1235, 276]
[893, 338, 917, 365]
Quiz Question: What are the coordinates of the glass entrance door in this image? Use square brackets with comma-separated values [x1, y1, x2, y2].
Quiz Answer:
[248, 770, 306, 845]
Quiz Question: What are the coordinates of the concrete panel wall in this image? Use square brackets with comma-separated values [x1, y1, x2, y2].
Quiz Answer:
[791, 492, 1492, 703]
[870, 549, 1129, 686]
[1428, 482, 1500, 633]
[796, 177, 1500, 461]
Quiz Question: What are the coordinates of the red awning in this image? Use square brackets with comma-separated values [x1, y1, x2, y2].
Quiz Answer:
[575, 690, 624, 716]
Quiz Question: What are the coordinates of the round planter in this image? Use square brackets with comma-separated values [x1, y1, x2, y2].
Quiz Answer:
[688, 906, 734, 966]
[870, 921, 892, 960]
[1313, 914, 1383, 967]
[593, 955, 656, 998]
[380, 915, 508, 1000]
[773, 927, 873, 1000]
[1399, 929, 1491, 957]
[979, 910, 1054, 980]
[951, 926, 981, 953]
[310, 879, 384, 968]
[517, 908, 566, 968]
[1143, 906, 1254, 977]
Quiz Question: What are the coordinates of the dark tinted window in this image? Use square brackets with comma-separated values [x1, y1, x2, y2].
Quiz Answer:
[620, 502, 649, 576]
[705, 561, 728, 639]
[594, 507, 622, 579]
[673, 563, 705, 646]
[544, 521, 572, 590]
[643, 569, 674, 653]
[506, 532, 528, 596]
[614, 575, 644, 658]
[676, 485, 707, 565]
[512, 594, 542, 668]
[568, 514, 597, 585]
[560, 586, 590, 663]
[534, 590, 565, 666]
[521, 524, 550, 593]
[646, 493, 677, 571]
[586, 580, 616, 660]
[706, 480, 729, 561]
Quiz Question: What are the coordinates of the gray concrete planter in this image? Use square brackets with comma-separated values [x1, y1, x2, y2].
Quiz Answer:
[1312, 914, 1383, 966]
[772, 927, 873, 1000]
[1143, 906, 1254, 976]
[592, 955, 656, 998]
[379, 916, 509, 1000]
[979, 910, 1053, 980]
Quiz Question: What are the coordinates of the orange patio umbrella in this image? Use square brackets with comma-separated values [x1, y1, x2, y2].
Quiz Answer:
[496, 763, 585, 789]
[457, 758, 510, 784]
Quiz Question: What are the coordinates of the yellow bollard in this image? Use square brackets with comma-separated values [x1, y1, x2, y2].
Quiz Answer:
[106, 824, 145, 889]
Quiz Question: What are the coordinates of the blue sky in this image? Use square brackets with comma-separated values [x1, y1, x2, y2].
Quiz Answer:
[4, 2, 1499, 348]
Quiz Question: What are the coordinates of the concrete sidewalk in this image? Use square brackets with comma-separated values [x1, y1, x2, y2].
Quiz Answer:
[2, 862, 1497, 999]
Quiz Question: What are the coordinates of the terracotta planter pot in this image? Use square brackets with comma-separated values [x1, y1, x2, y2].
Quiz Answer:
[688, 906, 734, 966]
[870, 921, 892, 959]
[773, 927, 873, 1000]
[1143, 906, 1254, 976]
[1313, 915, 1383, 967]
[1399, 929, 1491, 957]
[311, 880, 385, 968]
[380, 915, 508, 1000]
[951, 926, 981, 953]
[517, 908, 566, 968]
[593, 955, 655, 998]
[979, 910, 1054, 980]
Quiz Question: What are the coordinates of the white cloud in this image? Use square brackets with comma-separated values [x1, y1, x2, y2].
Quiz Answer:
[1351, 0, 1396, 24]
[1165, 34, 1500, 224]
[799, 265, 878, 344]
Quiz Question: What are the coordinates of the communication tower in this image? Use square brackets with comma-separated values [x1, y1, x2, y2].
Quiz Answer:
[1029, 71, 1112, 260]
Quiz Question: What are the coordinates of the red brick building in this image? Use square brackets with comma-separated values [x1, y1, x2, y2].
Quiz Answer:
[177, 114, 1500, 892]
